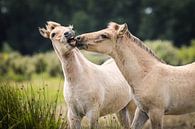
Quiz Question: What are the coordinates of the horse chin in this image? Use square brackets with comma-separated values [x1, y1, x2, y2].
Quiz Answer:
[75, 41, 88, 49]
[68, 40, 77, 48]
[76, 42, 88, 50]
[67, 37, 75, 43]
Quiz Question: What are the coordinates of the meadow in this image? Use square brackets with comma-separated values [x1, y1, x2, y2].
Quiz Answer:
[0, 40, 195, 129]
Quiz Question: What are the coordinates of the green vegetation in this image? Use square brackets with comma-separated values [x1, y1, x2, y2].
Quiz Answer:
[1, 77, 195, 129]
[0, 82, 67, 129]
[0, 80, 123, 129]
[0, 50, 108, 81]
[1, 40, 195, 81]
[146, 40, 195, 65]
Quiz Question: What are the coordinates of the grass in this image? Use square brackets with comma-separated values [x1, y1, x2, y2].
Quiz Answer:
[2, 74, 195, 129]
[0, 74, 124, 129]
[0, 80, 68, 129]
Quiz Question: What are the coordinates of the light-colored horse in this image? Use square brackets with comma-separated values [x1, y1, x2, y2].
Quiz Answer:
[39, 21, 136, 129]
[75, 22, 195, 129]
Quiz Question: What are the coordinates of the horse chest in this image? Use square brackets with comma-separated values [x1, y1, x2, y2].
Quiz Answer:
[64, 89, 88, 115]
[64, 83, 101, 115]
[64, 85, 90, 103]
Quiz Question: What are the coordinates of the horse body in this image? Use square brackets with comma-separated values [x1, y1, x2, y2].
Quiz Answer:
[158, 63, 195, 115]
[130, 62, 195, 114]
[39, 21, 135, 129]
[63, 49, 133, 117]
[99, 59, 134, 115]
[75, 22, 195, 129]
[117, 37, 195, 129]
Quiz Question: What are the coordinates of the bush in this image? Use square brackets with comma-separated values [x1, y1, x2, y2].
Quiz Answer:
[0, 52, 35, 81]
[145, 40, 180, 65]
[1, 40, 194, 81]
[7, 52, 35, 81]
[1, 42, 13, 53]
[33, 53, 47, 74]
[145, 40, 195, 65]
[177, 40, 195, 65]
[10, 57, 34, 77]
[44, 52, 63, 77]
[0, 53, 9, 76]
[0, 82, 67, 129]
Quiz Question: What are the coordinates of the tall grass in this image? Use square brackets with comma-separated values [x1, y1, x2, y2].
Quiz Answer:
[0, 82, 68, 129]
[0, 81, 125, 129]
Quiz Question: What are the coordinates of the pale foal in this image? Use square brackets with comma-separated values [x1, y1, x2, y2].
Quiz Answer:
[39, 21, 136, 129]
[75, 22, 195, 129]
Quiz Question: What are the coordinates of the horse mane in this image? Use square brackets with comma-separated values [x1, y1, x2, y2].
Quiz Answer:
[126, 32, 166, 64]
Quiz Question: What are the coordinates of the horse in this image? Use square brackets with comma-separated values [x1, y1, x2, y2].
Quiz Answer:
[39, 21, 136, 129]
[75, 22, 195, 129]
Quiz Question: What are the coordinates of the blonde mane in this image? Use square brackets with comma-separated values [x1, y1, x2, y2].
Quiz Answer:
[126, 32, 165, 63]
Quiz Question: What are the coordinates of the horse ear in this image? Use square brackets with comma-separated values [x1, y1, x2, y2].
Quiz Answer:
[108, 22, 120, 30]
[46, 21, 60, 31]
[117, 23, 128, 37]
[39, 27, 50, 38]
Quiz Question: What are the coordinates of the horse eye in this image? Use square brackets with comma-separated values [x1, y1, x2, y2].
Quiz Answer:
[51, 33, 56, 38]
[100, 34, 109, 39]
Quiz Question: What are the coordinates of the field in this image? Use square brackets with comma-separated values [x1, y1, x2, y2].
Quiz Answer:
[0, 74, 124, 129]
[1, 40, 195, 129]
[2, 75, 195, 129]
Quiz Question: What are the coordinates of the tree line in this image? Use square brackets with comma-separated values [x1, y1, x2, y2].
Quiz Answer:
[0, 0, 195, 54]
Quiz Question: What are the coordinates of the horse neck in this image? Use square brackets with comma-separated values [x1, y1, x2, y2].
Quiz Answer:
[112, 35, 161, 88]
[55, 48, 91, 83]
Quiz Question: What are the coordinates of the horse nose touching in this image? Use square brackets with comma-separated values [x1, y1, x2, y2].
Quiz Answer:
[65, 30, 76, 46]
[74, 36, 88, 49]
[75, 36, 83, 42]
[64, 31, 75, 39]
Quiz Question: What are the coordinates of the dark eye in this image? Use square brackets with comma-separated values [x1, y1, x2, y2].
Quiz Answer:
[100, 34, 109, 39]
[51, 33, 56, 38]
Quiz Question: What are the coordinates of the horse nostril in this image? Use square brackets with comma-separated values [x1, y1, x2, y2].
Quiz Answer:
[76, 36, 82, 41]
[64, 32, 71, 38]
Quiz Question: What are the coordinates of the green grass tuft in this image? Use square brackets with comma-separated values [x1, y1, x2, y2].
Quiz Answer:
[0, 82, 68, 129]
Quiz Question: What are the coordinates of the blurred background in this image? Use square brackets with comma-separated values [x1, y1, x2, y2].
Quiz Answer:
[1, 0, 195, 81]
[0, 0, 195, 54]
[0, 0, 195, 129]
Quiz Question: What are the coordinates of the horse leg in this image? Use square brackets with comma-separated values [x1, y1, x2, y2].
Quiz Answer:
[148, 108, 164, 129]
[116, 106, 131, 129]
[127, 100, 136, 123]
[86, 108, 100, 129]
[67, 108, 82, 129]
[131, 107, 149, 129]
